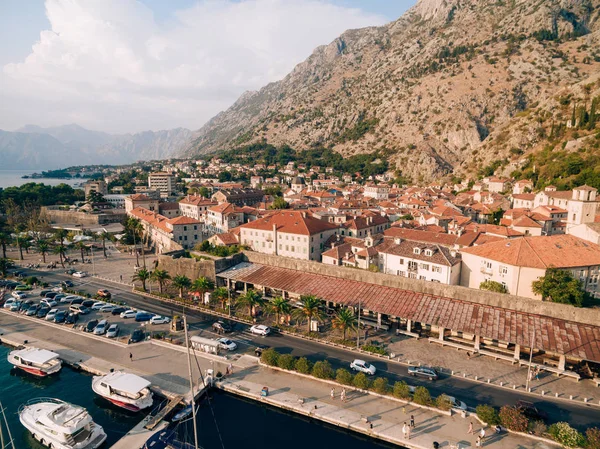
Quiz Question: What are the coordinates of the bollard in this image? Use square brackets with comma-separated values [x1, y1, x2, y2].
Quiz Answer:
[584, 398, 588, 403]
[487, 379, 490, 384]
[500, 381, 504, 387]
[513, 385, 516, 390]
[474, 376, 478, 381]
[555, 393, 559, 398]
[542, 390, 545, 396]
[570, 395, 573, 400]
[463, 373, 466, 378]
[528, 387, 531, 392]
[451, 370, 454, 375]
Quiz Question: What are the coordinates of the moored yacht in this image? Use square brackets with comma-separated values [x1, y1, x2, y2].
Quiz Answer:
[8, 347, 62, 377]
[91, 371, 153, 411]
[19, 398, 106, 449]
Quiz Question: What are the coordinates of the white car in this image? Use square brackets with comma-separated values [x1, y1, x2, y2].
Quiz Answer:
[51, 286, 63, 292]
[40, 298, 58, 308]
[249, 325, 271, 336]
[106, 323, 119, 338]
[11, 291, 27, 299]
[72, 271, 87, 278]
[150, 315, 171, 325]
[120, 309, 137, 319]
[350, 359, 377, 375]
[99, 304, 116, 313]
[217, 338, 237, 351]
[91, 301, 106, 310]
[93, 320, 109, 335]
[62, 295, 79, 303]
[45, 308, 59, 321]
[445, 395, 468, 411]
[3, 298, 16, 309]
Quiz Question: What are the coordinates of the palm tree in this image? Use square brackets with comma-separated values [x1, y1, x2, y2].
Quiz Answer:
[54, 229, 68, 267]
[0, 232, 10, 259]
[212, 287, 229, 310]
[74, 241, 88, 262]
[267, 296, 292, 326]
[293, 294, 325, 333]
[191, 277, 214, 301]
[0, 258, 12, 277]
[332, 307, 357, 340]
[52, 245, 67, 268]
[237, 289, 264, 317]
[126, 217, 143, 266]
[15, 236, 28, 260]
[172, 274, 192, 298]
[132, 267, 151, 291]
[151, 269, 171, 294]
[22, 239, 32, 254]
[98, 231, 113, 258]
[37, 240, 51, 263]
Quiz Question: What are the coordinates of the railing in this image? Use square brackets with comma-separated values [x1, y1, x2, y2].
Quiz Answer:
[18, 397, 65, 414]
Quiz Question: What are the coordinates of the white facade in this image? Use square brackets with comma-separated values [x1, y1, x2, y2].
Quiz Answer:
[378, 248, 461, 285]
[148, 172, 176, 195]
[364, 184, 390, 200]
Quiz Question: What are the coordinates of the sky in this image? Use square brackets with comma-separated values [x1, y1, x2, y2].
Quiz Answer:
[0, 0, 415, 134]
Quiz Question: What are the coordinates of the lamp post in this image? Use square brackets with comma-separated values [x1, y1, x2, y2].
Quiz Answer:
[356, 298, 361, 349]
[526, 327, 536, 391]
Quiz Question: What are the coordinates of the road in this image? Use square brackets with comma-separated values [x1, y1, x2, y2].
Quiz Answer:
[7, 267, 600, 431]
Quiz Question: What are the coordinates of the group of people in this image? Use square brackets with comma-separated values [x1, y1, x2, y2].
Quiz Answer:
[468, 421, 502, 447]
[401, 415, 416, 439]
[330, 387, 346, 402]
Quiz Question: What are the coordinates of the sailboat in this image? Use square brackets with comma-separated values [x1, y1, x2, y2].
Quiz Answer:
[142, 315, 201, 449]
[0, 400, 16, 449]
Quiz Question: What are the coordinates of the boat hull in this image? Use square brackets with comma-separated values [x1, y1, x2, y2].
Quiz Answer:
[103, 396, 141, 412]
[18, 365, 50, 377]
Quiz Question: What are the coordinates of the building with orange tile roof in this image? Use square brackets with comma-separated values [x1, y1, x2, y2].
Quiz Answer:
[179, 195, 218, 220]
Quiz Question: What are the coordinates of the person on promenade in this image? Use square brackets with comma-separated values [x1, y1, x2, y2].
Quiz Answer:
[410, 415, 415, 428]
[476, 436, 481, 447]
[468, 422, 474, 434]
[480, 427, 486, 440]
[402, 423, 408, 439]
[341, 388, 346, 402]
[129, 352, 133, 362]
[228, 363, 233, 374]
[330, 388, 335, 399]
[407, 425, 411, 439]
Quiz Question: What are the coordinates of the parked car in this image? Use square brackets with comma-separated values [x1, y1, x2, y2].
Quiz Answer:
[444, 395, 468, 411]
[82, 299, 96, 308]
[11, 291, 27, 299]
[51, 286, 63, 292]
[45, 309, 58, 321]
[97, 289, 111, 298]
[106, 324, 120, 338]
[150, 315, 171, 325]
[217, 338, 237, 351]
[129, 329, 145, 343]
[62, 295, 78, 303]
[94, 320, 109, 335]
[120, 310, 137, 319]
[69, 297, 84, 305]
[9, 301, 22, 312]
[39, 289, 52, 297]
[3, 298, 16, 309]
[254, 344, 270, 357]
[91, 301, 106, 310]
[84, 319, 99, 333]
[61, 280, 74, 288]
[135, 312, 154, 322]
[40, 298, 58, 308]
[516, 400, 548, 422]
[19, 303, 32, 314]
[25, 305, 40, 316]
[70, 304, 85, 314]
[408, 366, 438, 380]
[99, 304, 116, 313]
[36, 306, 50, 318]
[111, 306, 127, 316]
[64, 269, 76, 275]
[65, 312, 79, 325]
[54, 294, 66, 302]
[212, 321, 232, 334]
[14, 284, 32, 291]
[54, 310, 67, 323]
[350, 359, 377, 375]
[72, 271, 87, 278]
[249, 324, 271, 336]
[44, 291, 58, 299]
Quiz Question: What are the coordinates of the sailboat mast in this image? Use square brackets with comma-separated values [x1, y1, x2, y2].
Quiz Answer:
[0, 401, 15, 449]
[183, 315, 200, 449]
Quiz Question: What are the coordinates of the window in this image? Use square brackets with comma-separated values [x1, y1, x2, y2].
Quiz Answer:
[194, 225, 197, 230]
[419, 275, 426, 280]
[278, 244, 282, 250]
[286, 245, 289, 251]
[399, 271, 406, 277]
[432, 266, 442, 273]
[500, 266, 508, 276]
[291, 246, 295, 252]
[413, 248, 421, 255]
[424, 249, 433, 256]
[408, 273, 417, 279]
[184, 236, 187, 241]
[178, 236, 182, 241]
[399, 258, 404, 265]
[431, 279, 440, 283]
[183, 226, 187, 231]
[420, 264, 429, 270]
[194, 234, 198, 240]
[408, 261, 418, 270]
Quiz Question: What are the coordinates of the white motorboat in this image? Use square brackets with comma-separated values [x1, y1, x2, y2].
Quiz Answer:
[19, 398, 106, 449]
[91, 371, 153, 412]
[8, 348, 62, 377]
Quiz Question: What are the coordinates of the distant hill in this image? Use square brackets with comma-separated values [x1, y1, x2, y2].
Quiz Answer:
[1, 124, 193, 169]
[181, 0, 600, 183]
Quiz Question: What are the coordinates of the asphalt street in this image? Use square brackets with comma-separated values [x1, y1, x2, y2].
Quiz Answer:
[7, 267, 600, 431]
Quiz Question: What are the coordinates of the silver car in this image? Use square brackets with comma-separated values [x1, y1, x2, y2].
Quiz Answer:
[93, 320, 109, 335]
[106, 323, 119, 338]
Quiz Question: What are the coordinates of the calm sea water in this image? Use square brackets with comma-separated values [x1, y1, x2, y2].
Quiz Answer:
[0, 170, 83, 189]
[0, 345, 398, 449]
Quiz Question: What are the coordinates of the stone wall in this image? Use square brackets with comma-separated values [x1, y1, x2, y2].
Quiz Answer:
[243, 252, 600, 327]
[156, 252, 243, 281]
[42, 206, 126, 225]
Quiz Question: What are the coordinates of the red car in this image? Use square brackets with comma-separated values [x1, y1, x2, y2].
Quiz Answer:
[97, 289, 111, 298]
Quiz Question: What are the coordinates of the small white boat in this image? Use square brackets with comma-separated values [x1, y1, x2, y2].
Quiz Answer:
[8, 348, 62, 377]
[19, 398, 106, 449]
[91, 371, 153, 412]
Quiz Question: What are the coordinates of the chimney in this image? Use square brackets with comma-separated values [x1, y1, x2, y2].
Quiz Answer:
[394, 237, 402, 245]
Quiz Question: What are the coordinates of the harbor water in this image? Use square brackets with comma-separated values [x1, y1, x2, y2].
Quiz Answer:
[0, 170, 83, 189]
[0, 344, 398, 448]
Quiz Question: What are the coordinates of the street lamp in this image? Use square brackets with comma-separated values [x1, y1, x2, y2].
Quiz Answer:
[356, 298, 361, 349]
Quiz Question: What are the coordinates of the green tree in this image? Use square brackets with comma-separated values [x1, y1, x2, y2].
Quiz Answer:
[332, 307, 357, 340]
[0, 232, 10, 259]
[413, 386, 433, 406]
[532, 267, 586, 306]
[372, 377, 389, 394]
[392, 381, 411, 400]
[476, 404, 500, 425]
[293, 294, 325, 333]
[267, 296, 292, 326]
[548, 422, 584, 448]
[198, 187, 210, 198]
[269, 197, 289, 209]
[353, 372, 370, 390]
[212, 287, 229, 310]
[132, 267, 151, 291]
[586, 427, 600, 449]
[98, 230, 113, 258]
[52, 244, 67, 268]
[311, 360, 334, 379]
[479, 280, 508, 294]
[0, 258, 12, 277]
[37, 240, 51, 263]
[237, 289, 264, 317]
[74, 241, 88, 262]
[277, 354, 296, 370]
[172, 274, 192, 298]
[54, 229, 68, 268]
[260, 348, 280, 366]
[191, 276, 214, 301]
[15, 236, 29, 261]
[336, 368, 354, 385]
[150, 269, 171, 294]
[436, 394, 454, 411]
[499, 406, 528, 432]
[295, 357, 312, 374]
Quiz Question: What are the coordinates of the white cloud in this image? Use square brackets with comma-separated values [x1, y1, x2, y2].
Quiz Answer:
[1, 0, 386, 133]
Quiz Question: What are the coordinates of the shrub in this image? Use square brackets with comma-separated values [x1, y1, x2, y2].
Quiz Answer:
[499, 406, 528, 432]
[586, 427, 600, 449]
[353, 372, 371, 390]
[295, 357, 312, 374]
[361, 344, 387, 356]
[336, 368, 354, 385]
[548, 422, 584, 448]
[413, 387, 433, 406]
[476, 405, 500, 425]
[528, 420, 547, 437]
[371, 377, 389, 394]
[277, 354, 296, 370]
[260, 348, 279, 366]
[312, 360, 334, 379]
[393, 381, 411, 400]
[435, 394, 453, 411]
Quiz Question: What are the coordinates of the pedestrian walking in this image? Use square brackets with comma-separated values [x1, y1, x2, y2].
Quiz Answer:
[407, 425, 411, 439]
[476, 436, 481, 447]
[330, 388, 335, 399]
[535, 367, 540, 380]
[228, 363, 233, 375]
[402, 406, 406, 414]
[129, 352, 133, 362]
[341, 388, 346, 402]
[402, 423, 408, 439]
[410, 414, 415, 428]
[120, 274, 123, 281]
[468, 421, 474, 434]
[480, 427, 485, 440]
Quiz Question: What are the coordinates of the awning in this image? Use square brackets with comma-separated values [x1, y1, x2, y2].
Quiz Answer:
[106, 373, 151, 395]
[19, 349, 59, 365]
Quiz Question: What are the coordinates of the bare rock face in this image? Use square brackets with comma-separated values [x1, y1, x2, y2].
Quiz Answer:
[182, 0, 600, 182]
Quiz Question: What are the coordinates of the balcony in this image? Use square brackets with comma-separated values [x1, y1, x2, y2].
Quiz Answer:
[407, 264, 418, 272]
[480, 266, 493, 275]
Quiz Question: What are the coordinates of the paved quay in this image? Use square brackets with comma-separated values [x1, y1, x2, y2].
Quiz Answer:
[0, 312, 560, 449]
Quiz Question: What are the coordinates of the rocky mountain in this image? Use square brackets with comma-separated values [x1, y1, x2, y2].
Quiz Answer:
[2, 125, 193, 169]
[181, 0, 600, 183]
